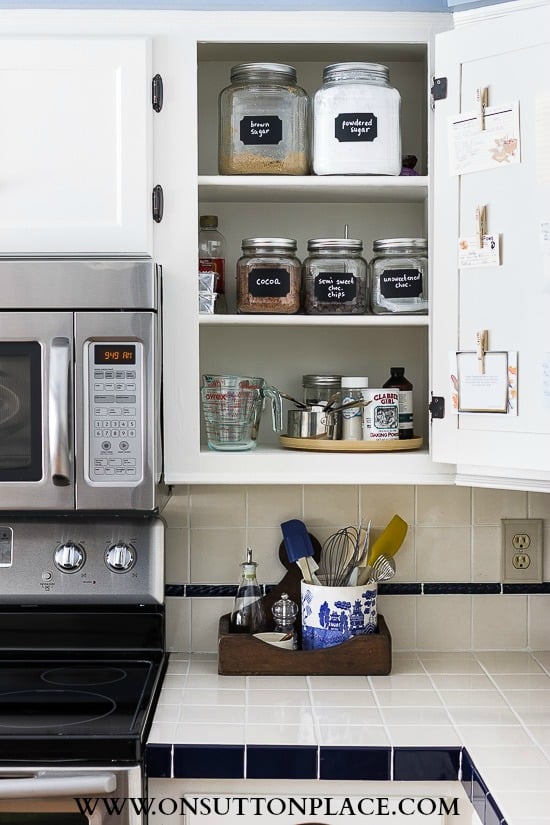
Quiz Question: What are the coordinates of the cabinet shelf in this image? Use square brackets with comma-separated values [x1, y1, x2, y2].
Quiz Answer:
[199, 313, 429, 328]
[169, 446, 455, 486]
[199, 175, 429, 204]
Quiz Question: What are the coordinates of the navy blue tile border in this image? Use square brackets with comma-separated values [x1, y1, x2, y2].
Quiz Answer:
[165, 582, 549, 597]
[503, 582, 550, 594]
[393, 747, 461, 781]
[423, 583, 502, 595]
[145, 744, 172, 778]
[319, 746, 391, 780]
[246, 745, 317, 779]
[462, 750, 509, 825]
[149, 743, 509, 822]
[173, 745, 245, 779]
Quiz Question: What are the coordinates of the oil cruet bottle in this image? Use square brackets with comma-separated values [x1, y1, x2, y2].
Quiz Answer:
[230, 547, 267, 633]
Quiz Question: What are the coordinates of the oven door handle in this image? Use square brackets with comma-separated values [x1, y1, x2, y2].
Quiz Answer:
[0, 771, 117, 798]
[49, 336, 72, 486]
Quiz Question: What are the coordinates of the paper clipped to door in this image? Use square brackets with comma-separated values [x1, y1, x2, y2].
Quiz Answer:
[449, 351, 518, 414]
[448, 102, 520, 176]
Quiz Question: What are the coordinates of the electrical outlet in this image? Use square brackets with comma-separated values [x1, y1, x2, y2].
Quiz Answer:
[502, 519, 543, 583]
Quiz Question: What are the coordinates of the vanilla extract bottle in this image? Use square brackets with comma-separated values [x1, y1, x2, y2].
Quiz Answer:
[383, 366, 414, 439]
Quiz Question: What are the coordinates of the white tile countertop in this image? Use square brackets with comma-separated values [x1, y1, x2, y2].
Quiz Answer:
[147, 650, 550, 825]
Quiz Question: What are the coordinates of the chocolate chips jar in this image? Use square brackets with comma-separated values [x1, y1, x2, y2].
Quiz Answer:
[302, 237, 368, 314]
[236, 237, 302, 314]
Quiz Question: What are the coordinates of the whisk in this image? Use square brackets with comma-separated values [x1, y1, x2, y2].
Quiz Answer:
[318, 527, 355, 586]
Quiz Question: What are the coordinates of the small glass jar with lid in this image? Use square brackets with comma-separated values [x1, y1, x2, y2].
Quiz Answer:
[302, 238, 368, 315]
[218, 63, 309, 176]
[302, 374, 341, 407]
[312, 62, 401, 176]
[370, 238, 428, 315]
[236, 238, 302, 314]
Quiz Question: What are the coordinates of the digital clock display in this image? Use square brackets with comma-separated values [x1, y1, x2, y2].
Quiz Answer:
[94, 344, 136, 365]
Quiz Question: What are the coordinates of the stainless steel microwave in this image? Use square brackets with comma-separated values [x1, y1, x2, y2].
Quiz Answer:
[0, 258, 167, 512]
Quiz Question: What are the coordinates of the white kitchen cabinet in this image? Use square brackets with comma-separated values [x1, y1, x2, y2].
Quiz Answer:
[431, 1, 550, 491]
[0, 36, 152, 255]
[161, 11, 458, 486]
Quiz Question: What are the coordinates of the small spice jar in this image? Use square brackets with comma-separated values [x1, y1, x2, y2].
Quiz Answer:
[236, 238, 302, 314]
[312, 62, 401, 176]
[218, 63, 309, 176]
[370, 238, 428, 315]
[302, 238, 368, 314]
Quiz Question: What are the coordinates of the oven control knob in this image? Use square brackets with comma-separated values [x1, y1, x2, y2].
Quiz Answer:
[54, 542, 86, 573]
[105, 542, 136, 573]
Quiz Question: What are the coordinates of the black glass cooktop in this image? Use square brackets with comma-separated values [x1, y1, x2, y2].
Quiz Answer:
[0, 656, 165, 763]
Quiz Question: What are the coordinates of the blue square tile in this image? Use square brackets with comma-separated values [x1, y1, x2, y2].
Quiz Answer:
[320, 747, 391, 780]
[173, 745, 244, 779]
[486, 793, 506, 825]
[246, 745, 317, 779]
[146, 744, 172, 778]
[393, 748, 460, 781]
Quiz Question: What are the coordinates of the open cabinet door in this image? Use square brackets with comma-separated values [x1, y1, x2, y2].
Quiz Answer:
[431, 1, 550, 490]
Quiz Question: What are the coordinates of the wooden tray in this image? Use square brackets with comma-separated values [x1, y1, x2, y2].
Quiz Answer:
[279, 435, 423, 452]
[218, 537, 392, 676]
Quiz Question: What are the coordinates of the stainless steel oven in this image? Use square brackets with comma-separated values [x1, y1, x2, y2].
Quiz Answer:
[0, 514, 166, 825]
[0, 258, 167, 512]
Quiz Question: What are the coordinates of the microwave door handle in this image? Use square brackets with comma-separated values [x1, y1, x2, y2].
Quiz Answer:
[0, 772, 117, 798]
[49, 336, 71, 486]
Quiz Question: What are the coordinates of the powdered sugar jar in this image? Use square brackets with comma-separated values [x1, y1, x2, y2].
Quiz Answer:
[312, 62, 401, 176]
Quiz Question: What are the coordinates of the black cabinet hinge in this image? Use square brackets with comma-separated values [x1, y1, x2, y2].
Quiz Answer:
[429, 394, 445, 420]
[152, 184, 164, 223]
[430, 76, 447, 109]
[152, 74, 163, 112]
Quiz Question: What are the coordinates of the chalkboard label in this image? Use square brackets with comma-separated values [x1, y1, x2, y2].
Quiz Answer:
[380, 268, 423, 299]
[334, 113, 378, 142]
[248, 268, 290, 298]
[240, 116, 283, 145]
[314, 272, 357, 303]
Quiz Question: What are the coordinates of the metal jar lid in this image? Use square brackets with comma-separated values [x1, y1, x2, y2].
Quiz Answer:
[372, 238, 428, 253]
[307, 238, 363, 252]
[322, 62, 390, 85]
[241, 237, 297, 252]
[230, 63, 298, 84]
[302, 374, 342, 388]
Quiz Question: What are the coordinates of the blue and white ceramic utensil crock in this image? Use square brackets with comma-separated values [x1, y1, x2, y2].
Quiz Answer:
[300, 580, 377, 650]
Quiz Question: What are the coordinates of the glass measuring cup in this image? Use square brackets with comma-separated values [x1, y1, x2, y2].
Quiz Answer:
[201, 379, 282, 450]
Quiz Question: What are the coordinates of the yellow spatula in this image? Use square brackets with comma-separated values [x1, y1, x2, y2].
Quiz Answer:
[366, 514, 408, 567]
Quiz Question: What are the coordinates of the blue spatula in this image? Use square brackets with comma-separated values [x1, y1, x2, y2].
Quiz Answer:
[280, 519, 320, 584]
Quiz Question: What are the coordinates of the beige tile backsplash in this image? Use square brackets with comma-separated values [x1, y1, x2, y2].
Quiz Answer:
[163, 485, 550, 654]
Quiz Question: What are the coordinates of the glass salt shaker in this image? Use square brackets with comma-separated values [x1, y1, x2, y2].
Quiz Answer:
[272, 592, 298, 648]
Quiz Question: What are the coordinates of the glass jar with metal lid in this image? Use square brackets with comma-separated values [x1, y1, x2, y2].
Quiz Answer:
[370, 238, 428, 315]
[218, 63, 309, 176]
[302, 374, 341, 407]
[312, 62, 401, 176]
[236, 238, 302, 314]
[302, 238, 368, 314]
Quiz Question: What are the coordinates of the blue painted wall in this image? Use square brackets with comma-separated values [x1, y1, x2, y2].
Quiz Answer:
[0, 0, 510, 14]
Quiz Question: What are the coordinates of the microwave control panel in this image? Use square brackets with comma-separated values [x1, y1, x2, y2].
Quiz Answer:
[87, 341, 143, 484]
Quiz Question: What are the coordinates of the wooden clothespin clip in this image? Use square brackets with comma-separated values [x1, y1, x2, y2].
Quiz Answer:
[476, 204, 487, 250]
[476, 329, 488, 375]
[476, 86, 488, 130]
